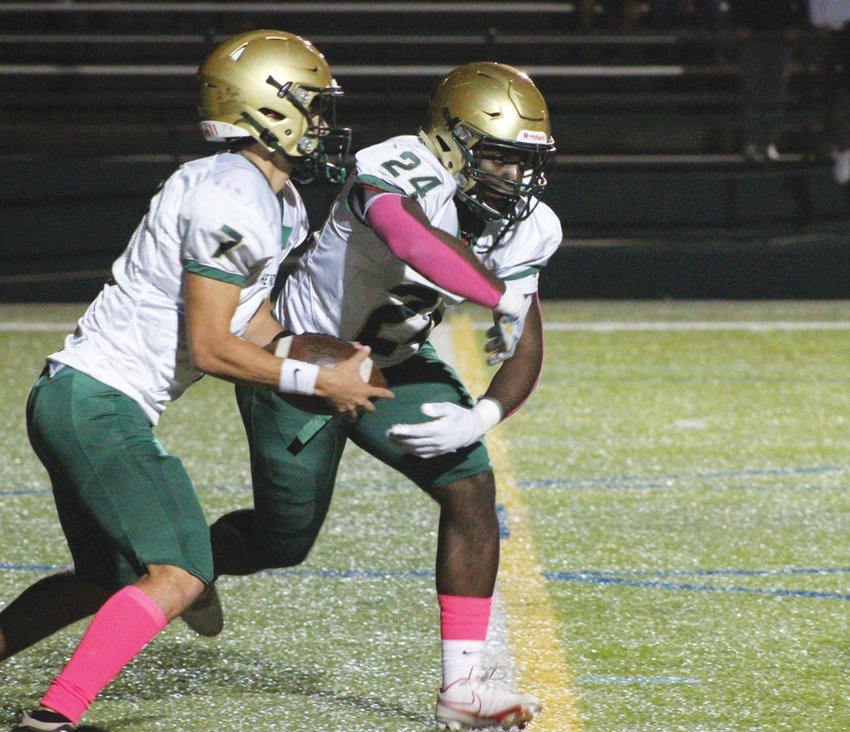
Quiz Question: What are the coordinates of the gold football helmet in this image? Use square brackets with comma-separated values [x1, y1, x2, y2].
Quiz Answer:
[198, 30, 351, 182]
[421, 62, 555, 222]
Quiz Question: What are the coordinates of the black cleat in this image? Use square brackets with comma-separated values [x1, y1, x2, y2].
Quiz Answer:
[180, 583, 224, 637]
[13, 709, 75, 731]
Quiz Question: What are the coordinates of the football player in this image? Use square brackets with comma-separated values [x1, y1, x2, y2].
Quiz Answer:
[210, 62, 561, 730]
[5, 30, 390, 732]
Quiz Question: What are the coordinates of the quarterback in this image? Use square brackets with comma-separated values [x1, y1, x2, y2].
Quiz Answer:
[210, 62, 561, 730]
[4, 30, 389, 732]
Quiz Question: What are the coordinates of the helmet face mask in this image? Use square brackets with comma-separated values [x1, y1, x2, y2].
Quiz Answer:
[260, 79, 351, 183]
[300, 88, 351, 184]
[421, 62, 555, 224]
[198, 30, 351, 183]
[456, 137, 551, 222]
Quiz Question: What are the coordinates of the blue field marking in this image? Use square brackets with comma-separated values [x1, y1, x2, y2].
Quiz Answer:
[12, 464, 840, 498]
[592, 566, 850, 578]
[546, 570, 850, 601]
[4, 561, 846, 602]
[519, 464, 850, 491]
[0, 562, 434, 580]
[0, 561, 70, 572]
[257, 567, 436, 580]
[0, 481, 417, 498]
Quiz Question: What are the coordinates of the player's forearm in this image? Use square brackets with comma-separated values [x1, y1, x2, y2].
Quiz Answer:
[481, 296, 544, 418]
[481, 359, 541, 419]
[190, 333, 286, 391]
[192, 333, 337, 398]
[184, 273, 285, 390]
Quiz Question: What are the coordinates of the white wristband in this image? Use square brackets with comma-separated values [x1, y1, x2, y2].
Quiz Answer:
[473, 398, 503, 433]
[278, 358, 320, 395]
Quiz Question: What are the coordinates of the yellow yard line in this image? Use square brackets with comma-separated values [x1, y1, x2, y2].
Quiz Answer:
[451, 311, 583, 732]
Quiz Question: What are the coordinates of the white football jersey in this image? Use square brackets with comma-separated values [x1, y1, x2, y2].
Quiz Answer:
[281, 135, 562, 367]
[52, 151, 308, 424]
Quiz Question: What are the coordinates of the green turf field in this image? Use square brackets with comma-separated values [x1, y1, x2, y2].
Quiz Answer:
[0, 301, 848, 731]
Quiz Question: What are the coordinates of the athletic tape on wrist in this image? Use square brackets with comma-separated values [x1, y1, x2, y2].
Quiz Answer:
[473, 398, 503, 433]
[496, 288, 524, 318]
[278, 358, 319, 395]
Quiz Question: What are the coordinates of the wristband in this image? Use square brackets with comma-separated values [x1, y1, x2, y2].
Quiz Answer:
[278, 358, 320, 395]
[473, 398, 503, 433]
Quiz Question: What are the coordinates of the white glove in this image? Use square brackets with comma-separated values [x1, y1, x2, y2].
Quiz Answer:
[387, 399, 502, 459]
[487, 289, 527, 365]
[485, 318, 523, 365]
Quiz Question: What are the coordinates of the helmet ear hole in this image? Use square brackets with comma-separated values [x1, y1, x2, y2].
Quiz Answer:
[258, 107, 285, 122]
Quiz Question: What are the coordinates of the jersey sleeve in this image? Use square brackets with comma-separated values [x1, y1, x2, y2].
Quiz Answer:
[179, 171, 279, 287]
[353, 137, 456, 223]
[495, 202, 563, 295]
[279, 181, 310, 254]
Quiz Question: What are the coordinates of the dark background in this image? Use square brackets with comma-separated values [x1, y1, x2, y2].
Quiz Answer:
[2, 0, 849, 301]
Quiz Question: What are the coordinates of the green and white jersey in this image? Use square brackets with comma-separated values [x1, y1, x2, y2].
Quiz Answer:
[52, 152, 307, 424]
[281, 134, 562, 367]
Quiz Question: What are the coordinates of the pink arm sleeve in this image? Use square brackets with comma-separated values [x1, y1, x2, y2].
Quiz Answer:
[366, 193, 503, 308]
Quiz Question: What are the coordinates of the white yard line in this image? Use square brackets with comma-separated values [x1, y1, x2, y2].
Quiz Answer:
[446, 315, 584, 732]
[473, 321, 850, 332]
[0, 323, 78, 332]
[6, 320, 850, 334]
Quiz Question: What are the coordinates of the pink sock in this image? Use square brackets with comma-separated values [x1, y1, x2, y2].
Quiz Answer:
[40, 585, 167, 724]
[438, 594, 493, 686]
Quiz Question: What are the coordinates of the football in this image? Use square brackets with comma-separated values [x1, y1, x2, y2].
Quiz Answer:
[265, 332, 387, 414]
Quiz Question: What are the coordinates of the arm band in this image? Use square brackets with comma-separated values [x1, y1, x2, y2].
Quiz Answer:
[366, 194, 502, 307]
[278, 359, 320, 395]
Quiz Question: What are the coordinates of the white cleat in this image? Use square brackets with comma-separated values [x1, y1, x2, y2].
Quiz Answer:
[435, 669, 542, 730]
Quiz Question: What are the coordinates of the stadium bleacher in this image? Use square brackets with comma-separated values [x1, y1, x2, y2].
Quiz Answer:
[1, 1, 849, 299]
[0, 1, 835, 157]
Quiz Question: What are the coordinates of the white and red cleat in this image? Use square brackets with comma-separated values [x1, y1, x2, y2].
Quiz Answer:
[435, 669, 542, 730]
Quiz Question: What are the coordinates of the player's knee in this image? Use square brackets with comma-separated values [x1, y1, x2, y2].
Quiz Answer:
[438, 472, 499, 532]
[438, 471, 496, 511]
[256, 528, 319, 568]
[254, 501, 322, 567]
